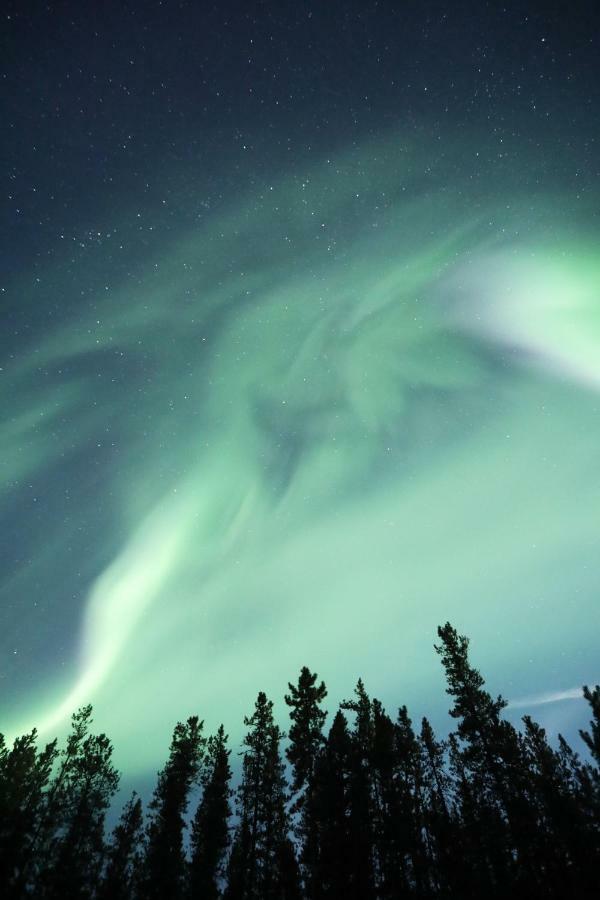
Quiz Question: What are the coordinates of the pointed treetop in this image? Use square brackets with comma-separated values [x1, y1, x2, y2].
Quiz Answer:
[580, 684, 600, 767]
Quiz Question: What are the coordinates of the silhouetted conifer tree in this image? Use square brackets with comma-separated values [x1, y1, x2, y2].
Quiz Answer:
[311, 710, 353, 900]
[189, 724, 232, 900]
[436, 623, 600, 897]
[224, 814, 251, 900]
[284, 667, 327, 898]
[143, 716, 205, 900]
[576, 689, 600, 862]
[100, 792, 144, 900]
[340, 680, 376, 900]
[17, 707, 100, 894]
[581, 685, 600, 768]
[435, 623, 528, 893]
[520, 715, 598, 897]
[40, 707, 120, 900]
[418, 717, 459, 897]
[446, 730, 497, 898]
[0, 729, 58, 898]
[228, 691, 296, 900]
[394, 705, 431, 897]
[369, 699, 410, 899]
[277, 835, 303, 900]
[285, 667, 328, 797]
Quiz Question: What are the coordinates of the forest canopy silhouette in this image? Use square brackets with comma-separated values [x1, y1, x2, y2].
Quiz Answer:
[1, 623, 599, 900]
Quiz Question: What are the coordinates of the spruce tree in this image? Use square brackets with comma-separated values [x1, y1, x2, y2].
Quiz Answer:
[284, 667, 327, 898]
[223, 814, 252, 900]
[520, 716, 598, 897]
[446, 731, 498, 898]
[394, 705, 430, 897]
[340, 680, 376, 900]
[435, 623, 527, 892]
[285, 667, 327, 797]
[311, 710, 353, 900]
[41, 710, 120, 900]
[369, 700, 410, 899]
[580, 685, 600, 768]
[189, 725, 232, 900]
[229, 691, 296, 900]
[575, 686, 600, 875]
[418, 717, 459, 897]
[16, 706, 97, 893]
[100, 792, 144, 900]
[0, 729, 58, 898]
[143, 716, 205, 900]
[433, 624, 597, 895]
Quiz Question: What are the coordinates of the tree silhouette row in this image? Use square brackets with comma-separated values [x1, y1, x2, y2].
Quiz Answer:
[1, 623, 599, 899]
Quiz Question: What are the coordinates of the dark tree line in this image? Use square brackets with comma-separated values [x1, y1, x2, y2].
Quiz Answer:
[1, 624, 599, 899]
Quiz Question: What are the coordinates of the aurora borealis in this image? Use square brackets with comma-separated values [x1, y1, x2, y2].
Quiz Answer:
[2, 2, 599, 778]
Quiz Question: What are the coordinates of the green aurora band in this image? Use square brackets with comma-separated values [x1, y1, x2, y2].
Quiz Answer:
[2, 134, 600, 774]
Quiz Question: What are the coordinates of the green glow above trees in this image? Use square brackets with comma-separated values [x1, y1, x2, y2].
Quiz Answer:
[1, 133, 599, 773]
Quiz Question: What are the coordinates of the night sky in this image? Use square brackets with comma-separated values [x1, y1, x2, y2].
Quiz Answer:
[2, 1, 600, 778]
